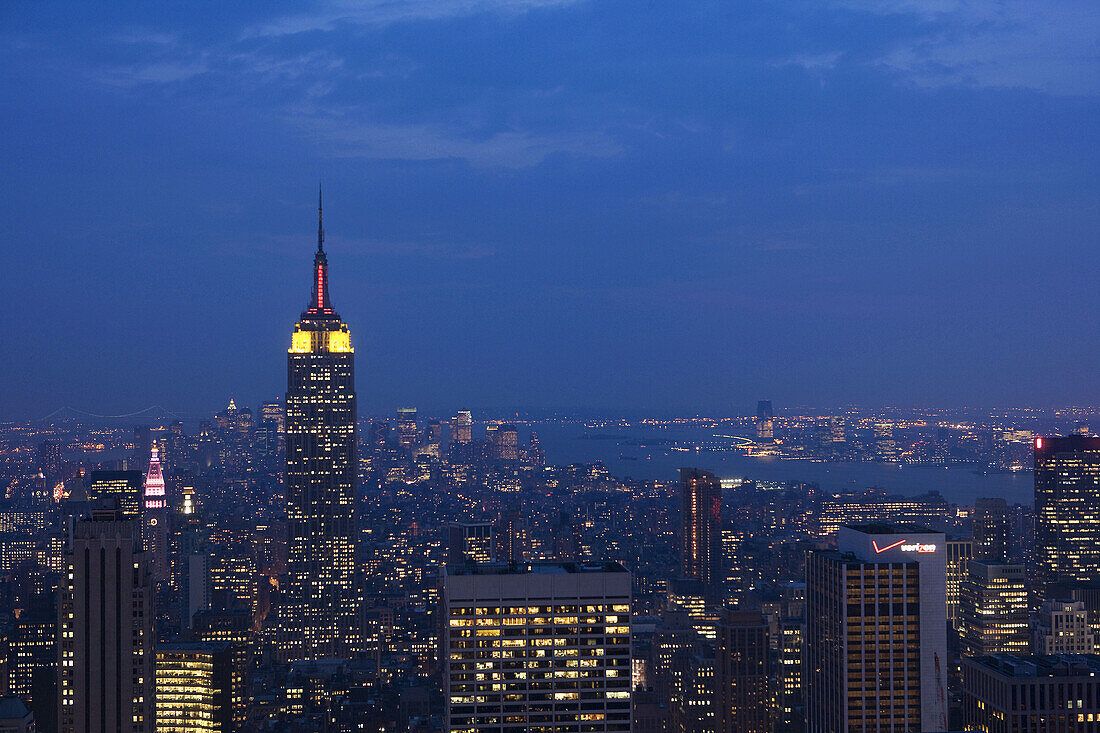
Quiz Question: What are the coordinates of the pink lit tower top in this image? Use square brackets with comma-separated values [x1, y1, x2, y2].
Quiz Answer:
[144, 446, 166, 509]
[143, 446, 169, 582]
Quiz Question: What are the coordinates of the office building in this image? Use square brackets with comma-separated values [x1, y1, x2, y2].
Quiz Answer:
[441, 562, 632, 732]
[156, 643, 242, 733]
[806, 525, 947, 733]
[0, 700, 33, 733]
[58, 511, 154, 733]
[1036, 600, 1096, 654]
[396, 408, 419, 450]
[1034, 435, 1100, 585]
[815, 491, 948, 539]
[946, 538, 973, 629]
[680, 468, 721, 591]
[962, 654, 1100, 732]
[487, 424, 519, 462]
[974, 497, 1011, 562]
[715, 609, 772, 733]
[450, 411, 472, 444]
[279, 192, 359, 660]
[87, 471, 142, 517]
[960, 561, 1029, 657]
[446, 522, 495, 565]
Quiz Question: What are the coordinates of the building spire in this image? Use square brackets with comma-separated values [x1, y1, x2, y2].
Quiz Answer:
[318, 182, 324, 253]
[303, 187, 337, 320]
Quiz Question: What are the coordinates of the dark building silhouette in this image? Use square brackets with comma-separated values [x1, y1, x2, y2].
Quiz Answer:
[58, 511, 154, 733]
[715, 608, 772, 733]
[973, 497, 1011, 562]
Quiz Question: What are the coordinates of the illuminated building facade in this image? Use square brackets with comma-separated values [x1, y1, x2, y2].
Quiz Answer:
[815, 492, 948, 540]
[680, 468, 721, 592]
[142, 446, 169, 582]
[715, 609, 772, 733]
[962, 654, 1100, 733]
[1034, 435, 1100, 585]
[58, 511, 154, 733]
[805, 525, 948, 733]
[441, 562, 632, 733]
[87, 470, 142, 517]
[960, 561, 1029, 657]
[156, 643, 239, 732]
[279, 192, 359, 660]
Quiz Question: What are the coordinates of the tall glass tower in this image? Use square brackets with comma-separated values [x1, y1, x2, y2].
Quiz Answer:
[279, 190, 359, 660]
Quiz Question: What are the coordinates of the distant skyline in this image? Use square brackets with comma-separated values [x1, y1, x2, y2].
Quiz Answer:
[1, 1, 1098, 418]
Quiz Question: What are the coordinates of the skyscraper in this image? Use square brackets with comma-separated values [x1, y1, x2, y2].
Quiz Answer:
[396, 408, 418, 451]
[680, 468, 721, 592]
[142, 446, 169, 582]
[279, 191, 359, 661]
[1034, 435, 1100, 585]
[58, 511, 155, 733]
[959, 561, 1029, 657]
[805, 525, 948, 733]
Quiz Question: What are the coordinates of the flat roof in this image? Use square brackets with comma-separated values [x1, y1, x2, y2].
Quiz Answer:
[971, 654, 1100, 678]
[445, 561, 628, 577]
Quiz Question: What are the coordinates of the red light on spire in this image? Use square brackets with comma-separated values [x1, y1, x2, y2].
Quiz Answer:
[1036, 437, 1043, 450]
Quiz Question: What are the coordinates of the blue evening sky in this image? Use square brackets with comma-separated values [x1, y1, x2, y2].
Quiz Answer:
[1, 1, 1097, 418]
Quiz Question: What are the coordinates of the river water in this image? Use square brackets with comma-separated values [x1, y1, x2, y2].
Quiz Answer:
[530, 422, 1034, 506]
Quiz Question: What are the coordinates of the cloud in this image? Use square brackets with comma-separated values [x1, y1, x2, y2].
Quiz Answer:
[296, 116, 621, 168]
[244, 0, 583, 38]
[833, 0, 1100, 95]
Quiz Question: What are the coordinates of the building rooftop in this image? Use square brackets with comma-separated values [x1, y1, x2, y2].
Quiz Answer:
[844, 523, 937, 535]
[445, 560, 628, 577]
[972, 654, 1100, 678]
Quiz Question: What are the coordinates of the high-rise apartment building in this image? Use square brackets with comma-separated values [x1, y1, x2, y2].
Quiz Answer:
[58, 511, 154, 733]
[973, 497, 1011, 562]
[1036, 600, 1096, 654]
[441, 562, 632, 732]
[959, 561, 1029, 657]
[962, 654, 1100, 733]
[1035, 435, 1100, 585]
[715, 609, 772, 733]
[805, 525, 948, 733]
[680, 468, 721, 592]
[279, 192, 359, 661]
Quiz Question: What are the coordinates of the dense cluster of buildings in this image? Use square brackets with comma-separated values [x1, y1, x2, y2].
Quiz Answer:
[0, 206, 1098, 732]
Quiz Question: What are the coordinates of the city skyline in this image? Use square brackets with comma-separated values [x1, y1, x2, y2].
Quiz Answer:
[2, 3, 1098, 417]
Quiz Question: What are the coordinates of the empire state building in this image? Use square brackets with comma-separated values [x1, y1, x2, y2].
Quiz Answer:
[278, 190, 359, 660]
